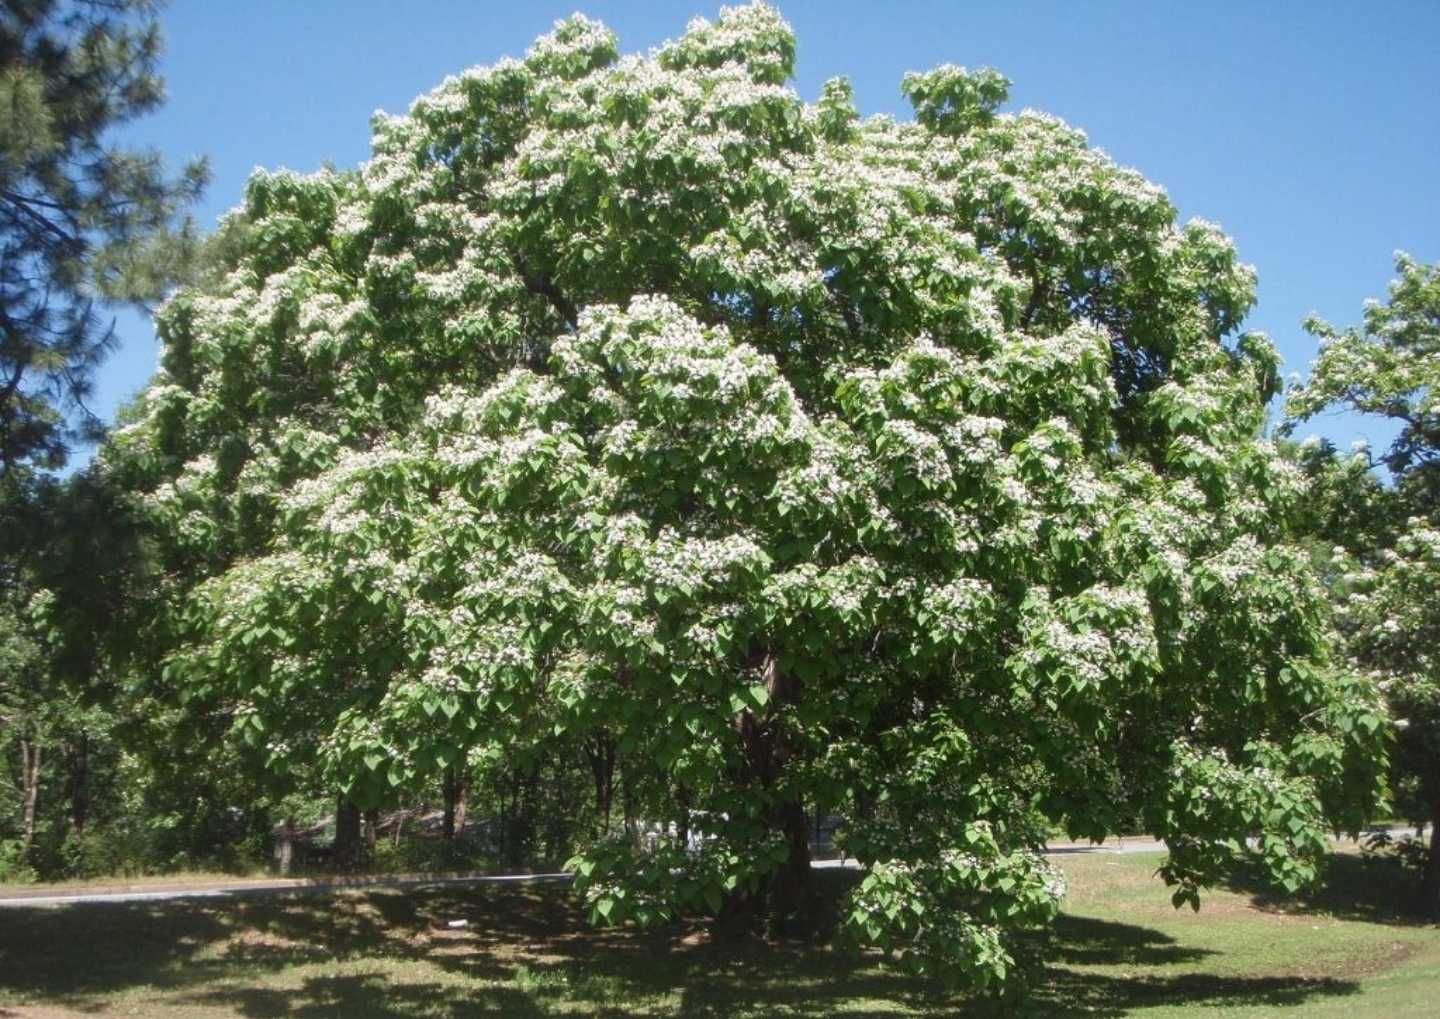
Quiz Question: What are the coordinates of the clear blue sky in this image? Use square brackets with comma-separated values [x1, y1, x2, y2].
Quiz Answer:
[96, 0, 1440, 457]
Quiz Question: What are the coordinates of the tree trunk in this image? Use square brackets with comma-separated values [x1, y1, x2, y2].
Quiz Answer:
[442, 767, 457, 840]
[442, 766, 468, 840]
[276, 816, 295, 876]
[622, 764, 637, 840]
[713, 884, 759, 938]
[67, 734, 89, 837]
[363, 808, 379, 854]
[334, 797, 362, 870]
[492, 772, 509, 861]
[452, 776, 468, 837]
[19, 739, 40, 854]
[769, 797, 814, 937]
[676, 785, 691, 851]
[586, 732, 616, 835]
[716, 649, 814, 939]
[500, 764, 538, 866]
[1422, 804, 1440, 918]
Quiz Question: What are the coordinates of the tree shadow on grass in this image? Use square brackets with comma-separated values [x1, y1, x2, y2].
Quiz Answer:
[1049, 914, 1215, 967]
[0, 889, 429, 1006]
[1016, 966, 1359, 1018]
[1222, 850, 1438, 927]
[396, 897, 1360, 1019]
[181, 973, 549, 1018]
[937, 913, 1358, 1019]
[0, 873, 1365, 1017]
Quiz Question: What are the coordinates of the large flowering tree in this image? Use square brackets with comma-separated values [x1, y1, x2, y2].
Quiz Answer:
[106, 4, 1384, 989]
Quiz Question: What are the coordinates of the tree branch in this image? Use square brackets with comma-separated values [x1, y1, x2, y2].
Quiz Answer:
[512, 254, 578, 331]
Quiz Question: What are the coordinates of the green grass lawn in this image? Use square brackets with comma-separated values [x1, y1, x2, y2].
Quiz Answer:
[1, 851, 1437, 1017]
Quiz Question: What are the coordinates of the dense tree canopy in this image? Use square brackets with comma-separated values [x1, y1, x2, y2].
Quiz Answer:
[106, 3, 1384, 988]
[0, 0, 207, 476]
[0, 0, 206, 881]
[1287, 254, 1440, 911]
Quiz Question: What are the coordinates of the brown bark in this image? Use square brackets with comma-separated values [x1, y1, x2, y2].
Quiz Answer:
[761, 656, 813, 937]
[334, 797, 362, 869]
[19, 739, 40, 853]
[442, 766, 469, 840]
[276, 816, 295, 876]
[453, 779, 468, 836]
[585, 732, 617, 835]
[363, 808, 379, 854]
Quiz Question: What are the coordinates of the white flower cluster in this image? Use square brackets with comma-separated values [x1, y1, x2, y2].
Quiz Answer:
[878, 419, 952, 487]
[942, 414, 1006, 466]
[643, 530, 768, 595]
[296, 291, 370, 358]
[921, 578, 994, 645]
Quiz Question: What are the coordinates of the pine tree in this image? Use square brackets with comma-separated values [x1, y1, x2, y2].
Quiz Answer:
[0, 0, 206, 477]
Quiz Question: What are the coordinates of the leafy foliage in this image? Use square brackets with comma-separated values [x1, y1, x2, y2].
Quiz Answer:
[0, 0, 207, 475]
[106, 3, 1384, 989]
[1286, 255, 1440, 911]
[1288, 253, 1440, 495]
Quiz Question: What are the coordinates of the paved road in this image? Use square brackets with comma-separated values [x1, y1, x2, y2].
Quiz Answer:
[0, 827, 1421, 909]
[1039, 826, 1422, 857]
[0, 869, 575, 909]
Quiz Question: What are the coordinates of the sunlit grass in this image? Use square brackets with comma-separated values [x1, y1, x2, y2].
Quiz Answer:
[1, 851, 1437, 1016]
